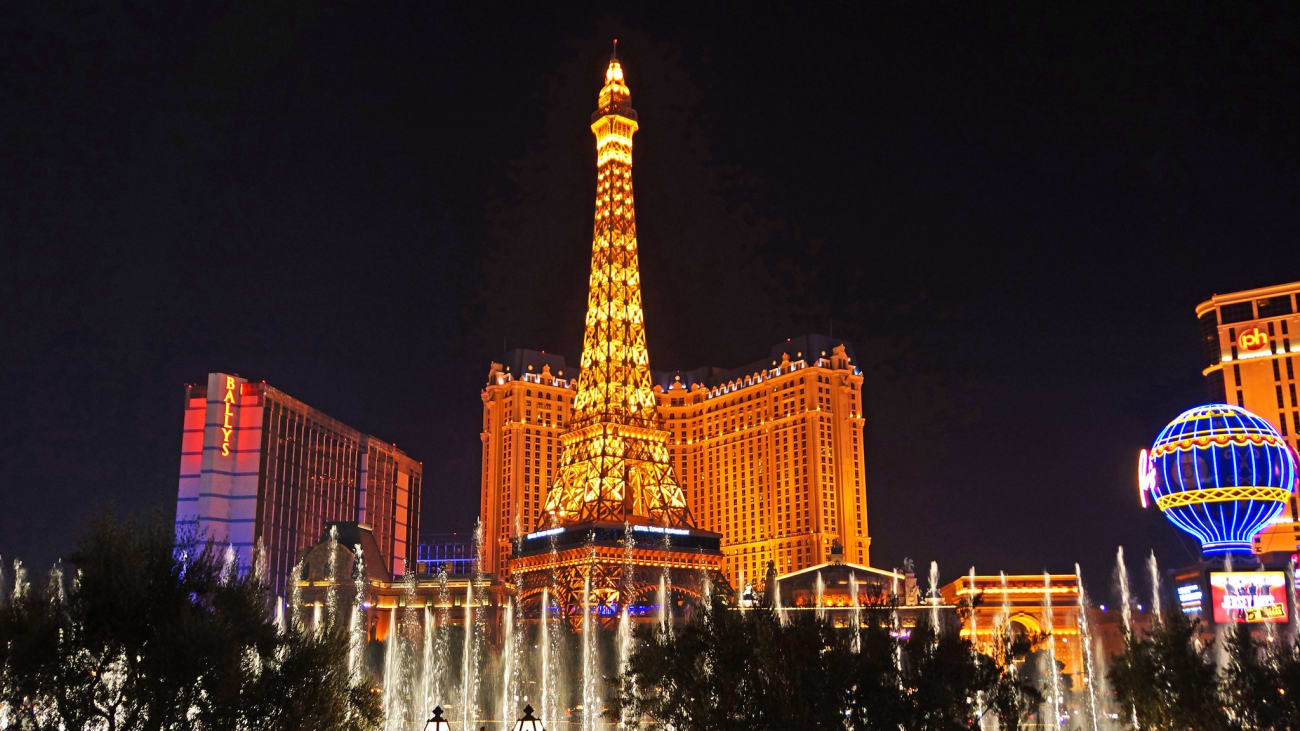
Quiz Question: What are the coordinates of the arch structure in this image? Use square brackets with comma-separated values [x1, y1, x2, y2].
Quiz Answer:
[511, 522, 725, 630]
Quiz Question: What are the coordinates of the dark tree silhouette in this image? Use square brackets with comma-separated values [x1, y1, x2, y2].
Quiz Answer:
[1109, 608, 1229, 731]
[1219, 623, 1300, 730]
[612, 596, 1038, 730]
[0, 514, 381, 730]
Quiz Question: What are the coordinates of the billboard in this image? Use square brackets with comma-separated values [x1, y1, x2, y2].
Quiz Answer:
[1210, 572, 1288, 624]
[1175, 583, 1204, 616]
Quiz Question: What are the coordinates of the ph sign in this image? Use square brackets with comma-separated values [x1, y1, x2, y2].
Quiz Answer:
[1237, 327, 1269, 352]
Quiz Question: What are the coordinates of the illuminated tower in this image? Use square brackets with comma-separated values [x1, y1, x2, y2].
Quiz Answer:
[512, 45, 723, 623]
[542, 44, 693, 529]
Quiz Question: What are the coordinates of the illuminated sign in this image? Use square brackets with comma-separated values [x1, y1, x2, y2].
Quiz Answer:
[221, 376, 236, 457]
[1137, 449, 1156, 509]
[632, 525, 690, 536]
[1175, 583, 1203, 615]
[524, 527, 564, 541]
[1237, 327, 1269, 352]
[1210, 571, 1288, 624]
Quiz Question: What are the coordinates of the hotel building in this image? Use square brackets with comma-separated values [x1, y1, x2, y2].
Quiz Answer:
[175, 372, 421, 597]
[1194, 282, 1300, 554]
[479, 334, 870, 586]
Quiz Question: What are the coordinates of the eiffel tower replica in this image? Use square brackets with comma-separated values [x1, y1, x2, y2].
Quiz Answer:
[512, 43, 724, 626]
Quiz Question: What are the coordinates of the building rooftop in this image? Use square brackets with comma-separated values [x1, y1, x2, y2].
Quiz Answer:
[488, 336, 857, 391]
[652, 334, 858, 390]
[1195, 280, 1300, 316]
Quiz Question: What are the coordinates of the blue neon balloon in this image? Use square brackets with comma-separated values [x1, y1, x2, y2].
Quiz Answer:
[1145, 403, 1297, 556]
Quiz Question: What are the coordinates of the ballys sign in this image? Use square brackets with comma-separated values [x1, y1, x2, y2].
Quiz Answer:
[221, 376, 236, 457]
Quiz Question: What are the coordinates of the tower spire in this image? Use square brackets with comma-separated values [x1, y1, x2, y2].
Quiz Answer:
[540, 48, 694, 529]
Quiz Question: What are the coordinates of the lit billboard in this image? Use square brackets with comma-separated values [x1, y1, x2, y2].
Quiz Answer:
[1175, 583, 1203, 616]
[1210, 571, 1288, 624]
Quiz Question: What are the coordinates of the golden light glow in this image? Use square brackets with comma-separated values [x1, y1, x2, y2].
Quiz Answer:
[540, 52, 693, 529]
[1237, 326, 1269, 351]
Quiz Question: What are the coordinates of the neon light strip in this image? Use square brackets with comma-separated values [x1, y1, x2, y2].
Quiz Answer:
[632, 525, 690, 536]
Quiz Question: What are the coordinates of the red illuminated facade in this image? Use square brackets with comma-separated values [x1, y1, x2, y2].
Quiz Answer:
[175, 372, 421, 598]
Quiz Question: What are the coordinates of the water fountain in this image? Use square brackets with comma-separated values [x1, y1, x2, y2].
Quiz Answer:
[422, 605, 433, 722]
[657, 574, 668, 635]
[273, 596, 285, 634]
[325, 526, 340, 628]
[543, 532, 566, 729]
[1290, 557, 1300, 639]
[1041, 572, 1062, 728]
[1115, 547, 1138, 730]
[998, 570, 1017, 725]
[967, 567, 977, 643]
[1147, 550, 1162, 621]
[220, 543, 236, 585]
[849, 574, 861, 653]
[890, 572, 903, 689]
[815, 570, 826, 621]
[432, 569, 452, 717]
[461, 523, 480, 731]
[929, 560, 941, 640]
[619, 522, 636, 731]
[500, 596, 515, 730]
[1115, 547, 1133, 637]
[382, 609, 399, 728]
[581, 543, 596, 731]
[254, 537, 268, 585]
[46, 560, 64, 604]
[465, 517, 488, 728]
[660, 528, 675, 638]
[968, 567, 986, 731]
[349, 545, 367, 685]
[774, 580, 788, 626]
[288, 559, 303, 632]
[540, 586, 552, 729]
[1074, 563, 1100, 731]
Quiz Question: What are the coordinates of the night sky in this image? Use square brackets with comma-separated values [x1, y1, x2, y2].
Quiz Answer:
[5, 3, 1299, 602]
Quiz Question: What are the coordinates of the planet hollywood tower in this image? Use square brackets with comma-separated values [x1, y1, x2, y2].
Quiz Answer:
[510, 46, 724, 622]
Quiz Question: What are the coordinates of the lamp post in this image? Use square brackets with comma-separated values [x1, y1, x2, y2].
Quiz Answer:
[424, 705, 450, 731]
[512, 704, 546, 731]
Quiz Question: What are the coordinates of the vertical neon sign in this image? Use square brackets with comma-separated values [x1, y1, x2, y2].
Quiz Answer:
[1136, 449, 1155, 508]
[221, 376, 236, 457]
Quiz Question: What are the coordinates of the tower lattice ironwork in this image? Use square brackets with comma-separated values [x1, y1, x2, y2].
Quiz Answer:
[512, 45, 724, 627]
[540, 44, 694, 531]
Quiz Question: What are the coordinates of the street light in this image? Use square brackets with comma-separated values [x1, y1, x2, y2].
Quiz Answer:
[424, 706, 450, 731]
[512, 704, 546, 731]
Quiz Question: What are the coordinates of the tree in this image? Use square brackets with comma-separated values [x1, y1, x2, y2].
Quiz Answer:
[1219, 623, 1300, 730]
[613, 595, 1038, 730]
[0, 513, 382, 730]
[1109, 608, 1229, 731]
[979, 627, 1041, 731]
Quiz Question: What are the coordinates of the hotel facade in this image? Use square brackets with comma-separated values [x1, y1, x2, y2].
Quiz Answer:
[1194, 282, 1300, 554]
[175, 372, 421, 597]
[479, 334, 870, 587]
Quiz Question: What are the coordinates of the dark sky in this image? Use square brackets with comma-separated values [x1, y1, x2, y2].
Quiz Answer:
[4, 3, 1299, 602]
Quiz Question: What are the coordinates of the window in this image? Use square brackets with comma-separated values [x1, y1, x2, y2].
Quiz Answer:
[1220, 302, 1254, 324]
[1257, 295, 1293, 318]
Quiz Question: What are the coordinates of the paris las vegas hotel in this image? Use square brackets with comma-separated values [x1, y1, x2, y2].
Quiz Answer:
[479, 50, 871, 589]
[480, 339, 870, 586]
